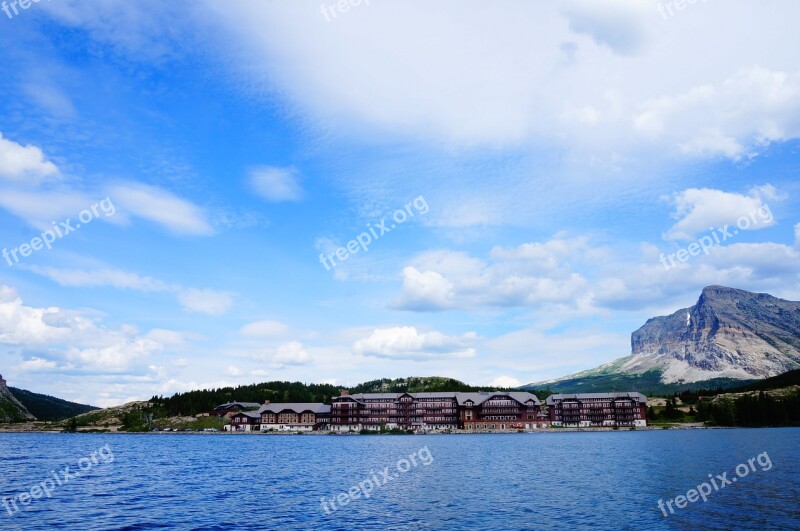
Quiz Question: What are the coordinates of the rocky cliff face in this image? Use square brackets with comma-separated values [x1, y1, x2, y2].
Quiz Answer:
[0, 374, 36, 422]
[621, 286, 800, 383]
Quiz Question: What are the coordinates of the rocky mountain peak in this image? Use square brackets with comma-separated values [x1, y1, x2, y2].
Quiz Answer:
[622, 286, 800, 383]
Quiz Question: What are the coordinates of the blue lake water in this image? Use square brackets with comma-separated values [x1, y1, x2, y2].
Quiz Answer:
[0, 429, 798, 530]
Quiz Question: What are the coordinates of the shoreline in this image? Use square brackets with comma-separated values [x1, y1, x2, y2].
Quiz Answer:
[0, 424, 750, 435]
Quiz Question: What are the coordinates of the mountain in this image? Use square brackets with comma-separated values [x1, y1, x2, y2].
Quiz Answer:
[9, 386, 98, 421]
[0, 374, 98, 423]
[0, 374, 35, 422]
[526, 286, 800, 394]
[625, 286, 800, 382]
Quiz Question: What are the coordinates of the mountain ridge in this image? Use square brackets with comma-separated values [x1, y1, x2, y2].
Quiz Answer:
[0, 374, 98, 422]
[527, 286, 800, 392]
[0, 374, 35, 422]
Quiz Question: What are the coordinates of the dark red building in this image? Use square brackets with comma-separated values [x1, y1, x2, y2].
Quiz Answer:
[546, 392, 647, 427]
[329, 390, 542, 431]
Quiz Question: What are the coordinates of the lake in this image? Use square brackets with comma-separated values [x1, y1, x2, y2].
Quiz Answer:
[1, 429, 798, 530]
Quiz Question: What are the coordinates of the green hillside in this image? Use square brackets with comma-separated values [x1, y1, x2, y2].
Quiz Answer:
[522, 369, 756, 397]
[733, 369, 800, 392]
[0, 396, 32, 422]
[695, 372, 800, 427]
[351, 376, 514, 394]
[9, 387, 98, 421]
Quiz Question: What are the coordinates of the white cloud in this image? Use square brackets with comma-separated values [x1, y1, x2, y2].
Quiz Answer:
[635, 68, 800, 159]
[110, 182, 214, 236]
[663, 186, 778, 241]
[0, 181, 212, 237]
[594, 241, 800, 310]
[393, 242, 591, 311]
[559, 0, 649, 56]
[28, 2, 800, 163]
[24, 266, 236, 317]
[248, 166, 304, 203]
[240, 320, 289, 338]
[0, 132, 59, 184]
[391, 230, 800, 317]
[489, 376, 522, 388]
[0, 284, 166, 372]
[177, 289, 235, 316]
[0, 135, 213, 238]
[273, 341, 311, 366]
[18, 357, 59, 372]
[27, 266, 170, 291]
[0, 189, 98, 231]
[145, 329, 198, 348]
[354, 326, 476, 360]
[65, 338, 162, 371]
[394, 267, 455, 311]
[201, 1, 800, 160]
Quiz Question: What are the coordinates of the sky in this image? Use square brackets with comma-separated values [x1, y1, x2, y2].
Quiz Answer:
[1, 0, 799, 407]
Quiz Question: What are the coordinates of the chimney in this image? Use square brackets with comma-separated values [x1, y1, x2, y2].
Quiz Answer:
[340, 389, 349, 396]
[264, 400, 270, 405]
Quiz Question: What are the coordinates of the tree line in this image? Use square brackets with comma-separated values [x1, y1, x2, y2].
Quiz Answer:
[696, 390, 800, 427]
[147, 377, 552, 418]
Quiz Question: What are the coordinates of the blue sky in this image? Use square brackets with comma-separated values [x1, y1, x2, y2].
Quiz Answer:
[1, 0, 799, 406]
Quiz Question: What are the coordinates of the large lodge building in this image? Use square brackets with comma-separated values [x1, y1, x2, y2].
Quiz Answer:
[546, 392, 648, 428]
[223, 390, 647, 432]
[330, 390, 544, 432]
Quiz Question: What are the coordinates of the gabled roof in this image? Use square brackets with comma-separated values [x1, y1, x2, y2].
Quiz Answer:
[232, 411, 261, 420]
[213, 401, 261, 411]
[257, 403, 331, 415]
[412, 392, 460, 399]
[545, 392, 647, 405]
[456, 391, 540, 406]
[337, 392, 460, 401]
[329, 391, 540, 405]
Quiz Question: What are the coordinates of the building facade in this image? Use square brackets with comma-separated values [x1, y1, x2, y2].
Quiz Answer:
[329, 390, 542, 432]
[258, 402, 330, 431]
[218, 391, 648, 432]
[225, 411, 260, 432]
[546, 393, 647, 427]
[329, 391, 460, 432]
[458, 392, 542, 431]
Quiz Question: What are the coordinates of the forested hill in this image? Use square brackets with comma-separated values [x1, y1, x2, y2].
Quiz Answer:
[150, 376, 539, 417]
[675, 370, 800, 427]
[9, 387, 97, 421]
